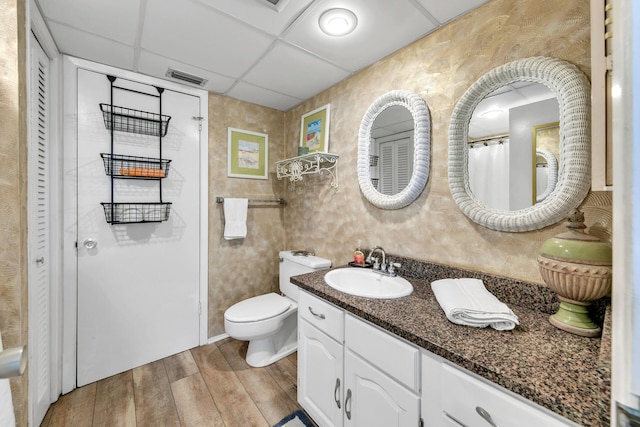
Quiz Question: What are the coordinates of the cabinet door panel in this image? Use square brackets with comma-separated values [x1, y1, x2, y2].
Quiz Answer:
[298, 319, 344, 427]
[344, 350, 419, 427]
[345, 314, 419, 392]
[442, 363, 572, 427]
[443, 414, 465, 426]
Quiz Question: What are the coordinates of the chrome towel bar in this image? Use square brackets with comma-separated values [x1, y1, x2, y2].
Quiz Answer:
[215, 196, 287, 206]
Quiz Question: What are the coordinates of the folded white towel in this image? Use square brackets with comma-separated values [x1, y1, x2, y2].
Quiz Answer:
[431, 278, 519, 331]
[223, 198, 248, 240]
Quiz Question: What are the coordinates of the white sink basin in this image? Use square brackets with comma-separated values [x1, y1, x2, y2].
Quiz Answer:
[324, 268, 413, 299]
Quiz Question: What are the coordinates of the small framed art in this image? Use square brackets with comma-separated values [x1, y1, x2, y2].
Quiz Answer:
[227, 128, 268, 180]
[300, 104, 331, 153]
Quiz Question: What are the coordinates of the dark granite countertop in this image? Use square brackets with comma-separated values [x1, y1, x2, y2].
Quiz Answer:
[291, 258, 611, 427]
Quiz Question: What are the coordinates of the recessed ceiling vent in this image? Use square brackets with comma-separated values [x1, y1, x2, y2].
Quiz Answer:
[165, 68, 207, 87]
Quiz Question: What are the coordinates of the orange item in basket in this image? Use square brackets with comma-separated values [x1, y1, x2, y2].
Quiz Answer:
[119, 167, 165, 178]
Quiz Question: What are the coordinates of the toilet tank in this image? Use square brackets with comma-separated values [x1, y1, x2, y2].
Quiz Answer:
[279, 250, 331, 301]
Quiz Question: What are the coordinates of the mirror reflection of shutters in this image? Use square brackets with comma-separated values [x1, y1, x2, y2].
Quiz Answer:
[379, 138, 413, 195]
[380, 144, 394, 195]
[396, 141, 411, 192]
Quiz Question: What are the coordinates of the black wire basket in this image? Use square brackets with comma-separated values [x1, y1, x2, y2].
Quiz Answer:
[101, 202, 172, 224]
[100, 103, 172, 137]
[100, 153, 171, 179]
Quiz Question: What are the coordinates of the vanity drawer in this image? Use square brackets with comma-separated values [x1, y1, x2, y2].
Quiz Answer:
[345, 314, 419, 392]
[299, 291, 344, 342]
[441, 363, 572, 427]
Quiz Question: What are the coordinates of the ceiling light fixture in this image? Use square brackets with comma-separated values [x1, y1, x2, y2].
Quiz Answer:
[319, 8, 358, 36]
[481, 109, 504, 119]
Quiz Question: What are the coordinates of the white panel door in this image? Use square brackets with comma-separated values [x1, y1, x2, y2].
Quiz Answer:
[28, 32, 52, 427]
[76, 69, 201, 386]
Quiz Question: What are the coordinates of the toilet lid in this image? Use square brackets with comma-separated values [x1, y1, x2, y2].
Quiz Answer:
[225, 293, 293, 323]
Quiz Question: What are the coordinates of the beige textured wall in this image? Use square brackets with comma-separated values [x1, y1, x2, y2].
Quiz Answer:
[208, 94, 287, 336]
[282, 0, 611, 282]
[0, 0, 28, 424]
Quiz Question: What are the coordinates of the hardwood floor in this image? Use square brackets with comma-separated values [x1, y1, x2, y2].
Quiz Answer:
[40, 338, 309, 427]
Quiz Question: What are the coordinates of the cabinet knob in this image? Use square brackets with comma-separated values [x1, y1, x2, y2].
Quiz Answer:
[476, 406, 499, 427]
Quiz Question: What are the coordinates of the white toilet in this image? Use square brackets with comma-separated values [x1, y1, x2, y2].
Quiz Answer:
[224, 250, 331, 367]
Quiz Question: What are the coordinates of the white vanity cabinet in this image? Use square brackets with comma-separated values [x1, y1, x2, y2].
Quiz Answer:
[420, 348, 577, 427]
[439, 363, 576, 427]
[299, 291, 578, 427]
[298, 319, 344, 426]
[298, 291, 421, 427]
[298, 291, 344, 427]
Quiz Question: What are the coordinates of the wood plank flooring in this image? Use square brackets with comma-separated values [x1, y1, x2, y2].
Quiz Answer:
[40, 338, 311, 427]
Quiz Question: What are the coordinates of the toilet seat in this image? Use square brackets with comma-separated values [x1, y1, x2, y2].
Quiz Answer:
[225, 293, 293, 323]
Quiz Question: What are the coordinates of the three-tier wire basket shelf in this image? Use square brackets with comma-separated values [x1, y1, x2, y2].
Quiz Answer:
[100, 75, 173, 224]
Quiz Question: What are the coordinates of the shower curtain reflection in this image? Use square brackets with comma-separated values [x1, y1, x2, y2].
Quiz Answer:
[536, 165, 548, 200]
[469, 141, 510, 210]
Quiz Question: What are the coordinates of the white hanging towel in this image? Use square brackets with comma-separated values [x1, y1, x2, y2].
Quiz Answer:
[223, 198, 248, 240]
[431, 278, 519, 331]
[0, 331, 16, 427]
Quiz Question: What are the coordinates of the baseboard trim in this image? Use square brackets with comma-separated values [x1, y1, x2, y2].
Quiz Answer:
[207, 333, 229, 345]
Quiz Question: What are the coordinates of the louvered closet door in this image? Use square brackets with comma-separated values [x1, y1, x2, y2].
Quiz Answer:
[28, 32, 52, 427]
[378, 138, 413, 195]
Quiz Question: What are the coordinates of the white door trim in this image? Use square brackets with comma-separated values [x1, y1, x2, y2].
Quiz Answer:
[612, 0, 640, 422]
[61, 56, 208, 392]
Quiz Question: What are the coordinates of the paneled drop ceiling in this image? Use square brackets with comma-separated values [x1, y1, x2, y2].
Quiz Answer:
[35, 0, 489, 111]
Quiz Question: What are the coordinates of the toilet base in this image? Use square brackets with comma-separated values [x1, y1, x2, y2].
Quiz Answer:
[246, 339, 297, 368]
[245, 313, 297, 367]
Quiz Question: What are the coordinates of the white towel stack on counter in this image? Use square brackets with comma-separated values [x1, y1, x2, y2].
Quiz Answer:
[223, 198, 248, 240]
[431, 278, 519, 331]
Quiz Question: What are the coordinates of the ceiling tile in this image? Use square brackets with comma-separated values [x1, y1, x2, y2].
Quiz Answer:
[226, 82, 303, 111]
[47, 22, 135, 70]
[37, 0, 140, 45]
[284, 0, 436, 72]
[243, 42, 351, 100]
[415, 0, 489, 24]
[141, 0, 275, 78]
[35, 0, 493, 111]
[194, 0, 314, 36]
[137, 51, 237, 94]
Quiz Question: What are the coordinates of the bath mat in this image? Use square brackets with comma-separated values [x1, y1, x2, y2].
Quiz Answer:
[272, 410, 315, 427]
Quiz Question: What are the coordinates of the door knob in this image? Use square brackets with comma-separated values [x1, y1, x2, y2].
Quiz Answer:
[83, 238, 97, 249]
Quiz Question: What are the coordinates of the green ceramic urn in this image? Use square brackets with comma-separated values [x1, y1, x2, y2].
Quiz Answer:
[537, 208, 612, 337]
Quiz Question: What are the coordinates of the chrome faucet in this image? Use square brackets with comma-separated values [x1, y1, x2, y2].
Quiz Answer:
[366, 246, 387, 271]
[366, 245, 401, 277]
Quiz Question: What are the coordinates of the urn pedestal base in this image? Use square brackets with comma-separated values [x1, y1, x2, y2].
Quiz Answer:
[548, 300, 601, 338]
